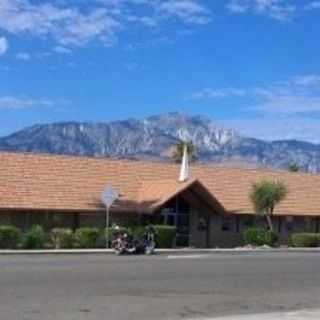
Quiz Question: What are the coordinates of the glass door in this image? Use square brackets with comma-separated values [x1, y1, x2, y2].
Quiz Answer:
[160, 196, 190, 247]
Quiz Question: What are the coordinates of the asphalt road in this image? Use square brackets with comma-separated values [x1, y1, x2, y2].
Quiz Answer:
[1, 252, 320, 320]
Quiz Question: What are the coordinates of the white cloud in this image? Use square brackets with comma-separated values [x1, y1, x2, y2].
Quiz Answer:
[226, 1, 249, 13]
[190, 74, 320, 115]
[0, 96, 68, 110]
[225, 116, 320, 143]
[0, 36, 8, 55]
[52, 46, 72, 54]
[250, 76, 320, 113]
[125, 15, 158, 27]
[190, 87, 247, 99]
[156, 0, 211, 24]
[0, 1, 120, 47]
[227, 0, 296, 21]
[0, 0, 211, 49]
[16, 52, 31, 60]
[250, 95, 320, 113]
[292, 74, 320, 86]
[305, 1, 320, 10]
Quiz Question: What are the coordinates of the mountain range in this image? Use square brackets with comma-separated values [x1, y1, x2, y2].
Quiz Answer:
[1, 113, 320, 172]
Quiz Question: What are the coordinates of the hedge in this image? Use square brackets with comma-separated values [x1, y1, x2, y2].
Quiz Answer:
[23, 225, 45, 249]
[106, 225, 176, 248]
[0, 224, 177, 249]
[0, 225, 22, 249]
[51, 228, 74, 249]
[290, 233, 320, 247]
[128, 226, 145, 239]
[75, 228, 100, 248]
[152, 225, 176, 248]
[243, 227, 279, 247]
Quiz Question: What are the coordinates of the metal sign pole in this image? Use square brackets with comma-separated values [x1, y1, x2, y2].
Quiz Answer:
[101, 186, 119, 251]
[106, 206, 109, 249]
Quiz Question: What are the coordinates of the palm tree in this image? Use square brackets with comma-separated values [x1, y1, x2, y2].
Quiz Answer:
[172, 140, 196, 163]
[288, 163, 299, 172]
[250, 180, 287, 231]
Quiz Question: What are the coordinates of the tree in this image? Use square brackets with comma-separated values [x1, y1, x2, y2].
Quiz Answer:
[288, 163, 299, 172]
[172, 140, 196, 163]
[250, 180, 287, 231]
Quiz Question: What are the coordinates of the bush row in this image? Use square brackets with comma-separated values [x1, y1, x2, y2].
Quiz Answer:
[243, 227, 320, 248]
[0, 225, 176, 249]
[243, 227, 279, 247]
[0, 226, 21, 249]
[290, 233, 320, 247]
[2, 225, 320, 249]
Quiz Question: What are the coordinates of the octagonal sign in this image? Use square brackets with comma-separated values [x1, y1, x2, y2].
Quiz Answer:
[101, 186, 119, 209]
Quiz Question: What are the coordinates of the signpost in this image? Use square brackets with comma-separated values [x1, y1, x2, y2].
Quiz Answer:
[101, 186, 119, 248]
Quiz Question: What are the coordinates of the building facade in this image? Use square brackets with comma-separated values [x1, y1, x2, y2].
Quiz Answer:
[1, 152, 320, 248]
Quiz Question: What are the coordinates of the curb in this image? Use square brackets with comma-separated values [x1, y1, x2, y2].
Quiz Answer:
[1, 248, 320, 255]
[158, 248, 320, 255]
[0, 249, 114, 255]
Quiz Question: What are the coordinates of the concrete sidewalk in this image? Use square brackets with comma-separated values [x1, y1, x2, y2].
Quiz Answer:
[198, 309, 320, 319]
[1, 247, 320, 255]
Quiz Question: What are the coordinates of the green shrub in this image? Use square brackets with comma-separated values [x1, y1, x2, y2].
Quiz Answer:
[264, 230, 279, 247]
[23, 225, 45, 249]
[128, 226, 145, 239]
[124, 218, 141, 229]
[0, 225, 22, 249]
[96, 230, 106, 248]
[126, 225, 176, 248]
[243, 227, 278, 247]
[243, 227, 265, 246]
[152, 225, 176, 248]
[75, 228, 100, 248]
[51, 228, 74, 249]
[290, 233, 320, 247]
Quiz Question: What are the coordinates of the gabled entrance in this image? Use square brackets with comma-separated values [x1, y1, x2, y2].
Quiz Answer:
[138, 178, 225, 248]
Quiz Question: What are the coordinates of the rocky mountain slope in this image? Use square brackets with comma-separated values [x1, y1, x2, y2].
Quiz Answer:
[1, 113, 319, 172]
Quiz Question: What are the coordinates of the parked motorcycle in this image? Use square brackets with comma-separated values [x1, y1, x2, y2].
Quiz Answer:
[112, 227, 155, 255]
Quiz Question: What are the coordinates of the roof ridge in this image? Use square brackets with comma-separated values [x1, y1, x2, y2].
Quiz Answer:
[0, 151, 319, 179]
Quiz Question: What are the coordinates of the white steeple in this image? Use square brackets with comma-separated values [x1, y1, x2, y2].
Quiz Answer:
[179, 143, 190, 182]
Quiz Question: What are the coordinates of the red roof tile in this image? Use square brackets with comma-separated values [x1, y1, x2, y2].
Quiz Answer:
[1, 152, 320, 216]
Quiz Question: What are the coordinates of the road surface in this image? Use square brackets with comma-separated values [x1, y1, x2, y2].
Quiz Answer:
[1, 252, 320, 319]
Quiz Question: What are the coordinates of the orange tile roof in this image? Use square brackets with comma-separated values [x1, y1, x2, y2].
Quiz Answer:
[1, 151, 320, 216]
[137, 178, 224, 213]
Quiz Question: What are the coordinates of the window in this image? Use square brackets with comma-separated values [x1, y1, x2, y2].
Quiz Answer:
[177, 197, 190, 213]
[197, 215, 207, 231]
[160, 208, 176, 226]
[286, 216, 294, 232]
[243, 217, 254, 228]
[221, 216, 232, 232]
[166, 214, 175, 226]
[236, 216, 240, 233]
[304, 217, 313, 232]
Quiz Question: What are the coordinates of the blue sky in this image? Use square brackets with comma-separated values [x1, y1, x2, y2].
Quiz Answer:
[1, 0, 320, 142]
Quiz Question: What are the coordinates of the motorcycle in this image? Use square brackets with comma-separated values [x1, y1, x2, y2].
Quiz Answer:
[112, 228, 155, 255]
[144, 230, 155, 255]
